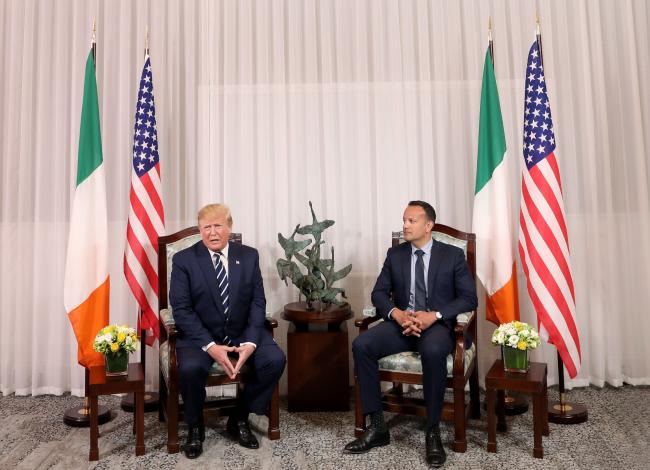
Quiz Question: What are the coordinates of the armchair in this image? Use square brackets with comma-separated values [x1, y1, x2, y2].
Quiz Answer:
[157, 227, 280, 453]
[353, 224, 480, 452]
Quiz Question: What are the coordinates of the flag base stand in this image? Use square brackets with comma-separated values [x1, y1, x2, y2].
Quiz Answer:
[63, 404, 112, 428]
[548, 399, 587, 424]
[120, 392, 159, 412]
[547, 353, 588, 424]
[483, 392, 529, 415]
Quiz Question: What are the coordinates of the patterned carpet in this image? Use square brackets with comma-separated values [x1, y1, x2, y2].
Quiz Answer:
[1, 385, 649, 469]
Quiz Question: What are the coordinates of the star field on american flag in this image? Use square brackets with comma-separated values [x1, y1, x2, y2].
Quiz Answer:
[522, 41, 555, 170]
[132, 57, 158, 176]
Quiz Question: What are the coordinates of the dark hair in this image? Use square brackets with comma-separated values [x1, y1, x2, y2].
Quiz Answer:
[408, 200, 436, 223]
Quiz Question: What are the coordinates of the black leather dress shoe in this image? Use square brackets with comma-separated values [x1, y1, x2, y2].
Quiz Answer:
[425, 427, 446, 467]
[227, 416, 259, 449]
[343, 427, 390, 454]
[181, 425, 204, 459]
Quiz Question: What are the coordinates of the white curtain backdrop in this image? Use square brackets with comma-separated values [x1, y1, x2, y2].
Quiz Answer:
[1, 0, 649, 396]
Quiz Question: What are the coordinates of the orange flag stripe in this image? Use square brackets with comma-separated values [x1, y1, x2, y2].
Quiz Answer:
[485, 263, 519, 325]
[67, 277, 110, 368]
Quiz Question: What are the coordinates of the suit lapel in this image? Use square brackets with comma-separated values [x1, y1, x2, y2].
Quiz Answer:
[427, 239, 443, 307]
[227, 241, 241, 314]
[196, 242, 225, 315]
[400, 242, 411, 303]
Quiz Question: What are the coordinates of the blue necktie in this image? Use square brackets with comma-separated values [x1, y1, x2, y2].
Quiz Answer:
[214, 252, 232, 344]
[414, 249, 427, 312]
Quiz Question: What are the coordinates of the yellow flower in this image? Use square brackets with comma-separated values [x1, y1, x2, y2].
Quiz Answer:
[117, 332, 126, 343]
[110, 343, 119, 352]
[517, 341, 527, 350]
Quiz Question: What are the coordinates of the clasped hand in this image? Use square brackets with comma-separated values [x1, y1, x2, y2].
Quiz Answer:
[393, 309, 436, 337]
[207, 343, 255, 379]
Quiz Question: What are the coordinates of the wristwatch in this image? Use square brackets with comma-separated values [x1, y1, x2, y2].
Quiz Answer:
[435, 311, 443, 321]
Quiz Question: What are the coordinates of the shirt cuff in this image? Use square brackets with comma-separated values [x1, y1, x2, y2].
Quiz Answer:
[239, 341, 257, 349]
[202, 341, 216, 352]
[388, 307, 396, 320]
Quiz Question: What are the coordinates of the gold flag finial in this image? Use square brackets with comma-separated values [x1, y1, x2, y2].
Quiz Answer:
[488, 16, 493, 42]
[145, 25, 150, 54]
[536, 10, 541, 35]
[92, 17, 97, 44]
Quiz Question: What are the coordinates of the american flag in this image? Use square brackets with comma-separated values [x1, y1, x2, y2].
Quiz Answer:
[124, 55, 165, 345]
[518, 41, 581, 378]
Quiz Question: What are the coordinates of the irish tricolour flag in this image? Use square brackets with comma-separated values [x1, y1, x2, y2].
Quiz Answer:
[472, 48, 520, 325]
[64, 51, 109, 368]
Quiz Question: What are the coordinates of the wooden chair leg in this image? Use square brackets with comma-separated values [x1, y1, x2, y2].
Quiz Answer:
[158, 371, 166, 422]
[354, 376, 365, 438]
[267, 382, 281, 440]
[452, 383, 467, 452]
[469, 364, 480, 419]
[167, 383, 179, 454]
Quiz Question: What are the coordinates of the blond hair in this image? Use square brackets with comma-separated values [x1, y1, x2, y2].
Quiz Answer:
[197, 204, 233, 227]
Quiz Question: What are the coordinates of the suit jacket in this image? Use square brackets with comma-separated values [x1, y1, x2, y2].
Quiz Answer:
[371, 239, 478, 329]
[169, 240, 267, 349]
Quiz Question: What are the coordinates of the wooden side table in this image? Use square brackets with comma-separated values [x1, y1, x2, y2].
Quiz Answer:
[88, 363, 145, 461]
[282, 301, 352, 411]
[486, 360, 549, 458]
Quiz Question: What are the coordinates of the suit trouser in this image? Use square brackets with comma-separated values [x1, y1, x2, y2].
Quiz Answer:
[352, 319, 454, 428]
[177, 331, 286, 426]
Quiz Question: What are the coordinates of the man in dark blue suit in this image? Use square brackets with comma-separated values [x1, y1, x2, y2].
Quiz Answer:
[170, 204, 286, 459]
[344, 201, 477, 467]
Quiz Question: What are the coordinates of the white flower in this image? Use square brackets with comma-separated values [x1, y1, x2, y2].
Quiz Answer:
[496, 332, 505, 344]
[491, 321, 540, 350]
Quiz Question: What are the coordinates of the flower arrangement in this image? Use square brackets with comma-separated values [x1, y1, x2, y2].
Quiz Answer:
[491, 321, 541, 351]
[93, 324, 139, 355]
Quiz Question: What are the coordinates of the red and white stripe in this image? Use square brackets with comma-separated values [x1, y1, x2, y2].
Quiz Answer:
[124, 164, 164, 343]
[519, 151, 581, 377]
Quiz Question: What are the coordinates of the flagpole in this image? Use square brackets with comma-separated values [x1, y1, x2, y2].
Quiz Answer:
[535, 12, 587, 425]
[140, 25, 149, 374]
[487, 16, 529, 416]
[121, 25, 160, 413]
[91, 17, 97, 64]
[488, 16, 494, 66]
[64, 18, 112, 427]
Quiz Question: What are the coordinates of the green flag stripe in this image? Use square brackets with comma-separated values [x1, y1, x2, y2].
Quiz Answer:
[76, 51, 103, 186]
[475, 48, 506, 194]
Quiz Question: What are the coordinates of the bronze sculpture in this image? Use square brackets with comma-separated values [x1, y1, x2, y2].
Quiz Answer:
[276, 202, 352, 310]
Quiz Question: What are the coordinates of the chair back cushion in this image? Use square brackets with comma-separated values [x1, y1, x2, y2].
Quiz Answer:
[165, 233, 202, 301]
[393, 229, 468, 258]
[432, 232, 467, 257]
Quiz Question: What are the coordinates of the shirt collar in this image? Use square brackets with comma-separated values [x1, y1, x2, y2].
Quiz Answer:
[208, 242, 229, 261]
[411, 238, 433, 256]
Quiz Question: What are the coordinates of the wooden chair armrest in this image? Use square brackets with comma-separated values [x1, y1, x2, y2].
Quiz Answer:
[355, 315, 381, 331]
[265, 317, 278, 329]
[453, 310, 475, 336]
[452, 311, 476, 376]
[160, 308, 178, 337]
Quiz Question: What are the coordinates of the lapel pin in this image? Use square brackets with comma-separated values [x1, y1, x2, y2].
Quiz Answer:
[236, 260, 240, 265]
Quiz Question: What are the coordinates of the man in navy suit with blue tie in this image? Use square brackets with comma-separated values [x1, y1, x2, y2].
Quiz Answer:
[170, 204, 286, 459]
[344, 201, 477, 467]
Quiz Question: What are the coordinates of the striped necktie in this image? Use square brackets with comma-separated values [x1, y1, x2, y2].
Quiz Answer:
[214, 252, 230, 319]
